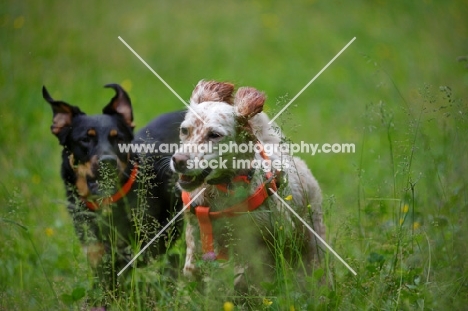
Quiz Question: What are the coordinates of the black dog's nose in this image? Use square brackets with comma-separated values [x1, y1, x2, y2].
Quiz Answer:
[98, 155, 118, 168]
[172, 154, 189, 172]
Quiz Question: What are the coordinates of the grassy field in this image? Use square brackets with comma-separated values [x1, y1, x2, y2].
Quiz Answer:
[1, 0, 468, 309]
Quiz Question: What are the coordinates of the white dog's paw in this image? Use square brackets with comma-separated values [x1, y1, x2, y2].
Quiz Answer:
[183, 261, 196, 278]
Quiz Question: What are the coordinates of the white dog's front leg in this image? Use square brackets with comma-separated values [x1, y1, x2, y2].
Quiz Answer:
[183, 214, 197, 278]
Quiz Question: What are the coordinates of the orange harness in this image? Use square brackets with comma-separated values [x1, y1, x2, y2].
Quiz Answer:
[181, 152, 279, 261]
[82, 164, 138, 211]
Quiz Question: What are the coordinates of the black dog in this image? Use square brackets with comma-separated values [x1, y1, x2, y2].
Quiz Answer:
[43, 84, 185, 303]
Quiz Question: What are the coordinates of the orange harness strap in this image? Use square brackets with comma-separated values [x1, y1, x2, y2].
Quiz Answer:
[194, 206, 214, 255]
[181, 168, 278, 260]
[83, 164, 138, 211]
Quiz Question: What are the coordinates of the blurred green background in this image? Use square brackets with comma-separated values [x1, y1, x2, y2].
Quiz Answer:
[1, 0, 467, 309]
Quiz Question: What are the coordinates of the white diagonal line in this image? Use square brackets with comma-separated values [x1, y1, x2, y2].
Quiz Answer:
[118, 36, 185, 106]
[269, 188, 357, 275]
[117, 188, 206, 276]
[269, 37, 356, 125]
[118, 36, 206, 124]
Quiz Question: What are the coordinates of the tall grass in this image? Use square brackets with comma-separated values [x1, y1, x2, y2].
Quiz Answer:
[1, 0, 467, 309]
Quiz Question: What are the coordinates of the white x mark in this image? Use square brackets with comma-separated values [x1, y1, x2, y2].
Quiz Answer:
[116, 36, 357, 277]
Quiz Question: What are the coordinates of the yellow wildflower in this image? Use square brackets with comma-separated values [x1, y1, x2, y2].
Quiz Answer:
[401, 204, 409, 213]
[263, 297, 273, 306]
[285, 195, 293, 201]
[223, 301, 234, 311]
[45, 228, 54, 237]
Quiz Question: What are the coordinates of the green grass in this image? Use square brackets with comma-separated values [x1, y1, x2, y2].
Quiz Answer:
[1, 0, 468, 309]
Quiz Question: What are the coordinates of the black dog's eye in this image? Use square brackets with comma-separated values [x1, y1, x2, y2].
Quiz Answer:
[109, 129, 124, 144]
[207, 131, 222, 140]
[180, 127, 189, 136]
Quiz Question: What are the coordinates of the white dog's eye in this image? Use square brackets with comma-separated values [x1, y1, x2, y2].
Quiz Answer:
[180, 127, 189, 136]
[207, 131, 222, 140]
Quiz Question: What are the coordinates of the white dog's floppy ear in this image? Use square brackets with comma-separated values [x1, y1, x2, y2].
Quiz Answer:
[190, 80, 235, 105]
[234, 87, 266, 119]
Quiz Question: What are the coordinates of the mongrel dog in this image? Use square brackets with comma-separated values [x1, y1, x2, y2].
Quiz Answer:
[43, 84, 185, 301]
[170, 80, 326, 285]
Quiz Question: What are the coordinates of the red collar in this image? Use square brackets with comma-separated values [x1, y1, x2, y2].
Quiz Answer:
[181, 150, 279, 260]
[82, 164, 138, 211]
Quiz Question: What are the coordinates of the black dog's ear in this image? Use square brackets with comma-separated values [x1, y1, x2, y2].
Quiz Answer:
[43, 86, 84, 144]
[103, 84, 134, 129]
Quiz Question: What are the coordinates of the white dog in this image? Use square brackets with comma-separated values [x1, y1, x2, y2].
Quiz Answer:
[171, 80, 325, 283]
